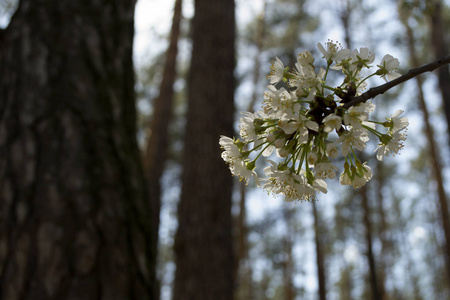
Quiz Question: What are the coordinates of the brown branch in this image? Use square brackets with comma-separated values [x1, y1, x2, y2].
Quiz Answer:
[343, 54, 450, 109]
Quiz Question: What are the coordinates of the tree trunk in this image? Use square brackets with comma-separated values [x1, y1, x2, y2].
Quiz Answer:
[235, 4, 265, 299]
[282, 206, 295, 300]
[0, 1, 157, 299]
[312, 200, 326, 300]
[173, 0, 236, 299]
[428, 0, 450, 146]
[403, 17, 450, 286]
[360, 186, 381, 300]
[375, 161, 388, 300]
[144, 0, 182, 286]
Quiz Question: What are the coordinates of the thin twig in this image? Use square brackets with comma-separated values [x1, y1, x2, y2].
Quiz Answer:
[343, 54, 450, 109]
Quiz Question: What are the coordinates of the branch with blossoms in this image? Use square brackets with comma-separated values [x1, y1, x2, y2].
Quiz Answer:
[344, 53, 450, 108]
[219, 41, 446, 202]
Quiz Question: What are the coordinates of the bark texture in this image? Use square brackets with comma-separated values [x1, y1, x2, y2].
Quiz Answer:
[404, 17, 450, 285]
[428, 0, 450, 146]
[173, 0, 236, 299]
[313, 200, 326, 300]
[361, 186, 381, 300]
[282, 206, 296, 300]
[0, 1, 157, 299]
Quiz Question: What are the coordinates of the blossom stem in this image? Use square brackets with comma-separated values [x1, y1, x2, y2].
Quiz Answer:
[344, 54, 450, 108]
[323, 64, 331, 84]
[356, 73, 377, 89]
[253, 143, 272, 161]
[323, 85, 339, 93]
[362, 124, 383, 138]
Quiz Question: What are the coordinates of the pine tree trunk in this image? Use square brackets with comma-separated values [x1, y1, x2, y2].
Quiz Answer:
[404, 19, 450, 286]
[144, 0, 182, 285]
[235, 5, 265, 298]
[282, 206, 295, 300]
[313, 200, 326, 300]
[428, 0, 450, 146]
[375, 161, 387, 299]
[0, 1, 157, 299]
[173, 0, 236, 299]
[360, 186, 381, 300]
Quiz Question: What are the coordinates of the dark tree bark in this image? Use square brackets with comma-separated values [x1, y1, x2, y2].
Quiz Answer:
[402, 14, 450, 286]
[375, 161, 388, 300]
[282, 206, 296, 300]
[235, 4, 265, 299]
[312, 200, 327, 300]
[0, 1, 157, 299]
[173, 0, 235, 299]
[360, 186, 382, 300]
[144, 0, 182, 286]
[428, 0, 450, 146]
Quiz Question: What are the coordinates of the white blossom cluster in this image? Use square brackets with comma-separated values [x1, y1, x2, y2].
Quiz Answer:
[220, 40, 409, 202]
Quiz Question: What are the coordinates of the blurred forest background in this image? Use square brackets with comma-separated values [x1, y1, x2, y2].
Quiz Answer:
[1, 0, 450, 300]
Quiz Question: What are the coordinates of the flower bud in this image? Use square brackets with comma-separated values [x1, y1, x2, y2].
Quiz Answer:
[235, 140, 246, 149]
[307, 151, 318, 165]
[379, 134, 392, 145]
[343, 161, 350, 172]
[246, 160, 256, 170]
[266, 132, 277, 143]
[277, 163, 288, 171]
[274, 138, 286, 148]
[350, 165, 357, 176]
[278, 148, 289, 157]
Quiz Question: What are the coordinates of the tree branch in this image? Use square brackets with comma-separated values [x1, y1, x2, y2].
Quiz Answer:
[343, 54, 450, 109]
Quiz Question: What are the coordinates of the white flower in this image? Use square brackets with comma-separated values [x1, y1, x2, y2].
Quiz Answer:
[219, 136, 241, 159]
[343, 102, 374, 128]
[263, 161, 326, 201]
[307, 151, 318, 166]
[239, 112, 258, 142]
[388, 110, 409, 132]
[350, 47, 375, 69]
[350, 163, 372, 188]
[339, 162, 372, 188]
[219, 136, 260, 185]
[340, 171, 352, 185]
[314, 162, 338, 179]
[378, 54, 401, 82]
[322, 114, 342, 133]
[317, 41, 351, 63]
[277, 147, 289, 158]
[326, 142, 339, 159]
[338, 129, 369, 156]
[289, 67, 325, 95]
[297, 50, 315, 66]
[375, 131, 407, 161]
[278, 114, 319, 137]
[232, 159, 260, 186]
[263, 86, 294, 116]
[312, 178, 328, 194]
[262, 144, 275, 157]
[274, 137, 286, 148]
[268, 57, 285, 85]
[359, 102, 376, 113]
[374, 110, 408, 161]
[266, 132, 277, 143]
